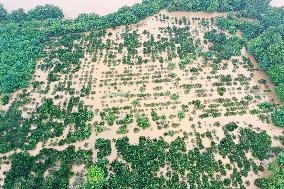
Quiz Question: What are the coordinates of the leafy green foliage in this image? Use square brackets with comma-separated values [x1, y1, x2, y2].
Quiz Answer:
[28, 4, 64, 20]
[256, 151, 284, 188]
[0, 96, 93, 153]
[217, 87, 226, 96]
[276, 84, 284, 103]
[136, 114, 150, 129]
[272, 108, 284, 128]
[108, 126, 272, 188]
[223, 122, 238, 132]
[4, 146, 92, 189]
[0, 4, 7, 21]
[0, 1, 284, 189]
[204, 30, 244, 60]
[259, 7, 284, 28]
[9, 8, 28, 22]
[0, 22, 44, 94]
[95, 138, 111, 158]
[239, 128, 272, 160]
[247, 24, 284, 114]
[268, 64, 284, 85]
[177, 111, 185, 120]
[248, 29, 284, 71]
[85, 165, 105, 189]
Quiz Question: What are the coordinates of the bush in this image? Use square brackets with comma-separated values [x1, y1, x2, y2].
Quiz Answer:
[223, 122, 238, 131]
[276, 84, 284, 103]
[272, 109, 284, 128]
[95, 138, 111, 158]
[136, 114, 150, 129]
[85, 165, 105, 188]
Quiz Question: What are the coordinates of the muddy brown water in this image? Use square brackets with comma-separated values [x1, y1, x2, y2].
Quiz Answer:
[0, 9, 283, 189]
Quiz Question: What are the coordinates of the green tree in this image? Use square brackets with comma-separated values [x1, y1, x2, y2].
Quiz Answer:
[177, 111, 185, 120]
[136, 114, 150, 129]
[85, 165, 105, 189]
[248, 30, 284, 70]
[0, 4, 7, 22]
[256, 151, 284, 188]
[28, 4, 64, 20]
[272, 109, 284, 128]
[10, 8, 28, 22]
[276, 84, 284, 103]
[268, 64, 284, 85]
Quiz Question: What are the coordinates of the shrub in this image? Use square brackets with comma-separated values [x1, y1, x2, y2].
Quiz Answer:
[276, 84, 284, 103]
[272, 109, 284, 128]
[223, 122, 238, 131]
[85, 165, 105, 189]
[136, 114, 150, 129]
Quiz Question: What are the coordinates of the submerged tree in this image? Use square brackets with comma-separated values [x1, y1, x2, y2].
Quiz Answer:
[85, 165, 105, 189]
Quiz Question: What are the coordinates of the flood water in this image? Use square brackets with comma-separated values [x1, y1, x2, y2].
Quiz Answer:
[2, 0, 283, 18]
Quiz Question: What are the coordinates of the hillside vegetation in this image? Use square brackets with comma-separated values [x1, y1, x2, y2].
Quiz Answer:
[0, 0, 284, 189]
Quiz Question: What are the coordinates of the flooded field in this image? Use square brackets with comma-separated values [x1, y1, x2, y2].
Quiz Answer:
[0, 9, 283, 188]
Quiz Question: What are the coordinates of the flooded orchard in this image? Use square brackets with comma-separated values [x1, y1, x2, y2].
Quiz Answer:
[0, 9, 283, 188]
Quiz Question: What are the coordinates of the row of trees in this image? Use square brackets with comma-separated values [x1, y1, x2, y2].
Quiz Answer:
[212, 6, 284, 131]
[0, 4, 64, 100]
[4, 146, 93, 189]
[0, 0, 275, 24]
[0, 0, 283, 188]
[167, 0, 270, 15]
[2, 125, 275, 188]
[105, 126, 271, 188]
[247, 26, 284, 130]
[213, 6, 284, 187]
[0, 95, 93, 153]
[1, 0, 282, 98]
[0, 4, 63, 22]
[0, 21, 44, 97]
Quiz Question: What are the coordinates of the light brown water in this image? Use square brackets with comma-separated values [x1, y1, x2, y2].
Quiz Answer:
[2, 0, 283, 18]
[1, 10, 282, 188]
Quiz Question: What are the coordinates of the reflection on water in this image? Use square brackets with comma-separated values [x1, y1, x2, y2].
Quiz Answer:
[1, 0, 283, 18]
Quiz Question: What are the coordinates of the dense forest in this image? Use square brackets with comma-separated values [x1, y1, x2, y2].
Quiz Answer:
[0, 0, 284, 188]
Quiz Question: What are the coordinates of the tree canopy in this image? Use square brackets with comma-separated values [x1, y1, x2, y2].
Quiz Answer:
[28, 4, 64, 20]
[0, 1, 284, 188]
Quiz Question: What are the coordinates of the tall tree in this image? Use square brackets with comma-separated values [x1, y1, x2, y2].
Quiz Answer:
[10, 8, 28, 22]
[0, 4, 7, 22]
[28, 4, 64, 20]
